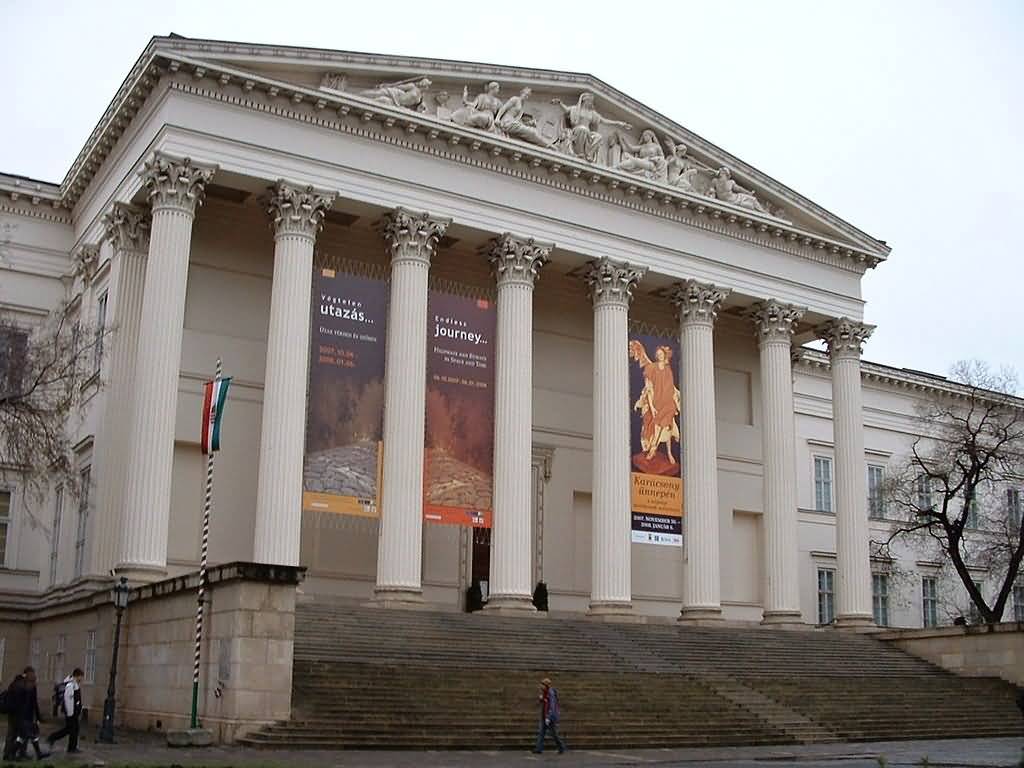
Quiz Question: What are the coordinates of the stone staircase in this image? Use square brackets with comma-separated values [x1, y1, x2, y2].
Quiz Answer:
[236, 603, 1024, 749]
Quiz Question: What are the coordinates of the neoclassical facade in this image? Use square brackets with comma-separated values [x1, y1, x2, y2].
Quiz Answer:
[3, 34, 1018, 668]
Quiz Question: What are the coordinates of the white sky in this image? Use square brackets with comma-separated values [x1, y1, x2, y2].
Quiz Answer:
[3, 1, 1021, 378]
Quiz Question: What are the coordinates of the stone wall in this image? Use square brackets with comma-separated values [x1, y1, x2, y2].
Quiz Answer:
[877, 623, 1024, 686]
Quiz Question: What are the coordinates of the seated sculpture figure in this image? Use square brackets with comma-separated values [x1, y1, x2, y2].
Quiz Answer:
[451, 82, 502, 131]
[708, 166, 769, 213]
[611, 130, 668, 182]
[551, 92, 632, 164]
[360, 77, 431, 112]
[496, 88, 556, 147]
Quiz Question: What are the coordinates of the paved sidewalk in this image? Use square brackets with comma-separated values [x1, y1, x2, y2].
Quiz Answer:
[17, 732, 1024, 768]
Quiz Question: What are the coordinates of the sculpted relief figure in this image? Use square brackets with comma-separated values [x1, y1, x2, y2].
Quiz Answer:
[664, 139, 714, 195]
[450, 82, 502, 131]
[360, 77, 431, 112]
[609, 130, 668, 182]
[708, 166, 769, 214]
[495, 88, 556, 147]
[551, 92, 632, 164]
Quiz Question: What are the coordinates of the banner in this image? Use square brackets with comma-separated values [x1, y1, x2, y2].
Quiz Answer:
[628, 334, 683, 545]
[302, 268, 387, 517]
[423, 291, 497, 527]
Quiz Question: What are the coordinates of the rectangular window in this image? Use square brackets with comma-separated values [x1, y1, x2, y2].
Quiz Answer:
[85, 630, 97, 684]
[30, 639, 40, 672]
[922, 577, 938, 628]
[0, 328, 28, 397]
[814, 457, 833, 513]
[92, 291, 107, 376]
[872, 573, 890, 626]
[817, 568, 835, 625]
[1008, 489, 1021, 529]
[916, 475, 933, 513]
[49, 487, 63, 586]
[0, 489, 10, 567]
[867, 465, 885, 519]
[73, 469, 90, 579]
[1014, 585, 1024, 623]
[0, 637, 6, 680]
[964, 496, 980, 529]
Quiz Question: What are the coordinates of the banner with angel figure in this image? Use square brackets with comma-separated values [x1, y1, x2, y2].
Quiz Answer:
[628, 334, 683, 546]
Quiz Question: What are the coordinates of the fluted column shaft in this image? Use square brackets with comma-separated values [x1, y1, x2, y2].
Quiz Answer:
[752, 301, 805, 624]
[821, 318, 875, 627]
[254, 183, 336, 566]
[374, 209, 450, 603]
[586, 258, 645, 615]
[486, 235, 551, 612]
[119, 156, 214, 579]
[93, 205, 150, 575]
[673, 280, 729, 621]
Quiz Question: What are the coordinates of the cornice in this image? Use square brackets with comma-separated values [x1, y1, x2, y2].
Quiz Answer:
[0, 198, 71, 225]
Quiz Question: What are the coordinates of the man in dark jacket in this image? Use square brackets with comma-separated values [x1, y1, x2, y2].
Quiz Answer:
[3, 666, 48, 760]
[532, 677, 566, 754]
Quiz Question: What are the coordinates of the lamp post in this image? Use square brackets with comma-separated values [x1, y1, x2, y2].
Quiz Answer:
[98, 576, 130, 743]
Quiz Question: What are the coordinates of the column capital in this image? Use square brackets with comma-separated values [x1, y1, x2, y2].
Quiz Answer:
[584, 257, 646, 308]
[381, 207, 450, 267]
[671, 279, 729, 326]
[268, 181, 336, 240]
[139, 154, 215, 215]
[749, 300, 805, 345]
[486, 233, 552, 288]
[102, 203, 150, 253]
[818, 317, 874, 360]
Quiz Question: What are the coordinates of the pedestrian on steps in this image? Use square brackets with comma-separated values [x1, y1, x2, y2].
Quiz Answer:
[46, 668, 83, 754]
[533, 677, 566, 754]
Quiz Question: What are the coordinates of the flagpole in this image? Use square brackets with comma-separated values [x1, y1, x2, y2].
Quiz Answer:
[191, 358, 220, 730]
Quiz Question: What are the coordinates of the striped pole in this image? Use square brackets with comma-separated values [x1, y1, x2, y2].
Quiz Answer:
[190, 358, 220, 729]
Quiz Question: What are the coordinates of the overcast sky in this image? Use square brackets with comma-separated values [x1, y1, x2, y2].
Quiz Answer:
[3, 1, 1021, 379]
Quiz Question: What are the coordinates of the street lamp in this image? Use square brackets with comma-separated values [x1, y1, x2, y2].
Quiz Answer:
[98, 576, 130, 744]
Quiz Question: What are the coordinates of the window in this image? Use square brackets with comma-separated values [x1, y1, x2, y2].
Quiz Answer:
[872, 573, 890, 627]
[0, 637, 6, 680]
[73, 468, 90, 579]
[964, 496, 980, 529]
[0, 328, 28, 397]
[916, 475, 933, 513]
[1008, 489, 1021, 529]
[85, 630, 96, 684]
[814, 457, 833, 513]
[1014, 585, 1024, 623]
[30, 639, 40, 672]
[867, 465, 885, 519]
[49, 487, 63, 586]
[922, 577, 938, 628]
[817, 568, 835, 625]
[0, 489, 10, 567]
[92, 291, 107, 376]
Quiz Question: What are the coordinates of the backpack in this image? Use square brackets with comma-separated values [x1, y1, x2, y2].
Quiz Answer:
[548, 687, 560, 721]
[52, 680, 67, 717]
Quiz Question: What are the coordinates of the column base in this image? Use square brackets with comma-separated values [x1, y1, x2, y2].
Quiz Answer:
[587, 602, 643, 623]
[761, 610, 806, 629]
[367, 588, 426, 610]
[678, 606, 724, 624]
[115, 564, 168, 585]
[833, 613, 878, 632]
[483, 595, 540, 616]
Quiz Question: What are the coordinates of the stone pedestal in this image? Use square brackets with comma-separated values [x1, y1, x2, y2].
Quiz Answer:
[253, 182, 335, 567]
[119, 155, 214, 580]
[485, 234, 551, 613]
[585, 258, 645, 617]
[751, 301, 805, 625]
[673, 280, 729, 623]
[373, 209, 450, 604]
[820, 318, 875, 628]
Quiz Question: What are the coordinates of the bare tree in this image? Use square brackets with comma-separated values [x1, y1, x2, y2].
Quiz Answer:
[0, 301, 104, 503]
[876, 360, 1024, 624]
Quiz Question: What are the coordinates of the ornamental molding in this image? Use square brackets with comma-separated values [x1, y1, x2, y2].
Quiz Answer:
[101, 202, 150, 253]
[72, 244, 100, 282]
[50, 44, 889, 274]
[267, 180, 336, 239]
[584, 257, 645, 307]
[381, 207, 450, 267]
[140, 154, 216, 214]
[817, 317, 874, 359]
[485, 233, 552, 288]
[748, 300, 805, 345]
[671, 279, 729, 326]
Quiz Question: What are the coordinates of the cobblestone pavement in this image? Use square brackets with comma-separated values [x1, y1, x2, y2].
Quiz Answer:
[17, 733, 1024, 768]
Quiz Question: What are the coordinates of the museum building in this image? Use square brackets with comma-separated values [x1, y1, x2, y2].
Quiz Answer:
[1, 35, 1022, 738]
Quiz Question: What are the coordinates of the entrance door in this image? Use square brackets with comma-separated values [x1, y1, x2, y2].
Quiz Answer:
[471, 526, 491, 603]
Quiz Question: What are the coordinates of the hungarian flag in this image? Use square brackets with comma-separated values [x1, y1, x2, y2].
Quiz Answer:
[201, 377, 232, 454]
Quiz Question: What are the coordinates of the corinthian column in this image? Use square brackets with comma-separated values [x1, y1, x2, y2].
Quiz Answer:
[672, 279, 729, 622]
[253, 182, 336, 566]
[819, 317, 875, 627]
[485, 234, 551, 613]
[93, 204, 150, 575]
[374, 208, 450, 605]
[750, 301, 805, 625]
[586, 258, 646, 617]
[119, 155, 214, 580]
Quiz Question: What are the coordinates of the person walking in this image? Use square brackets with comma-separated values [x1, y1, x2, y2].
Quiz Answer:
[3, 667, 48, 760]
[532, 677, 566, 754]
[46, 668, 83, 754]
